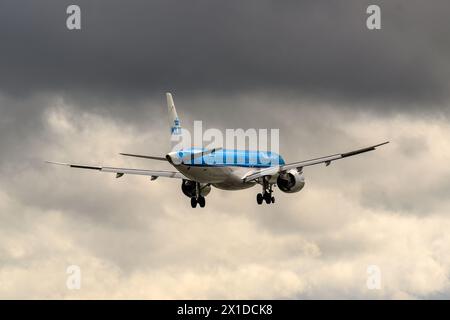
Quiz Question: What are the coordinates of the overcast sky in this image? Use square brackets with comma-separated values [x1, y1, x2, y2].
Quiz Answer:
[1, 0, 450, 299]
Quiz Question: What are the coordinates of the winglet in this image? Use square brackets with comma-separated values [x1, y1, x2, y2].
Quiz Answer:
[341, 141, 389, 158]
[374, 141, 390, 148]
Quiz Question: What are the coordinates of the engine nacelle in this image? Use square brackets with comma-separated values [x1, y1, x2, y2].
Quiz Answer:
[277, 170, 305, 193]
[181, 180, 211, 198]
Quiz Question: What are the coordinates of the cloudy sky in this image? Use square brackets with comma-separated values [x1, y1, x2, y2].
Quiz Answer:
[1, 0, 450, 299]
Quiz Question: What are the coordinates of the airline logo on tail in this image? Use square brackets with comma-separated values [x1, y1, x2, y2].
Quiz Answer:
[171, 117, 181, 135]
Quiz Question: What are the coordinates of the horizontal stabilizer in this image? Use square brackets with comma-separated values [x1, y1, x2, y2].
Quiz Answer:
[119, 153, 167, 161]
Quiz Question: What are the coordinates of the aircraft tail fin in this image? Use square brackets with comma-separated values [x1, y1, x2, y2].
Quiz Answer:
[166, 92, 183, 151]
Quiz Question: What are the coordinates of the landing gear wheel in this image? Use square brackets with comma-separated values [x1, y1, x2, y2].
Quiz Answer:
[198, 196, 206, 208]
[257, 193, 263, 205]
[271, 196, 275, 203]
[190, 197, 197, 208]
[264, 193, 271, 204]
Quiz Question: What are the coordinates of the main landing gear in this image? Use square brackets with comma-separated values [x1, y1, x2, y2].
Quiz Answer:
[257, 177, 275, 205]
[191, 182, 206, 208]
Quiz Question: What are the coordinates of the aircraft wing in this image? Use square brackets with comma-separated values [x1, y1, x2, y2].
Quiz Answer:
[243, 141, 389, 182]
[46, 161, 187, 180]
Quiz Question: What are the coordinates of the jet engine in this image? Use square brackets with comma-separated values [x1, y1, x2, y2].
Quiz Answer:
[277, 169, 305, 193]
[181, 179, 211, 198]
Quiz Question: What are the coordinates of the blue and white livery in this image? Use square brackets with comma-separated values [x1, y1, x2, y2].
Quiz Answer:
[48, 93, 388, 208]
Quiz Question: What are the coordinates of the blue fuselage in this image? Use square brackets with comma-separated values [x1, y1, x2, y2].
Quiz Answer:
[176, 148, 285, 168]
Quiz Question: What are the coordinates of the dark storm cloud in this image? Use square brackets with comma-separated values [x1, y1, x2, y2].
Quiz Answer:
[0, 0, 449, 107]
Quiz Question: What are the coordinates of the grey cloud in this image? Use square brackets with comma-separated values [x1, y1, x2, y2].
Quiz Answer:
[0, 0, 449, 109]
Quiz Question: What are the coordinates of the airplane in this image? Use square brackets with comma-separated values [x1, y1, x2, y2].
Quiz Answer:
[47, 93, 389, 208]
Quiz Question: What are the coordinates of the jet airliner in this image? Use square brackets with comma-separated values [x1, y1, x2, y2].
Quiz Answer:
[48, 93, 388, 208]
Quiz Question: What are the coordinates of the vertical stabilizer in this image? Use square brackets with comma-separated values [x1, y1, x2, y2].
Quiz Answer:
[166, 92, 183, 150]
